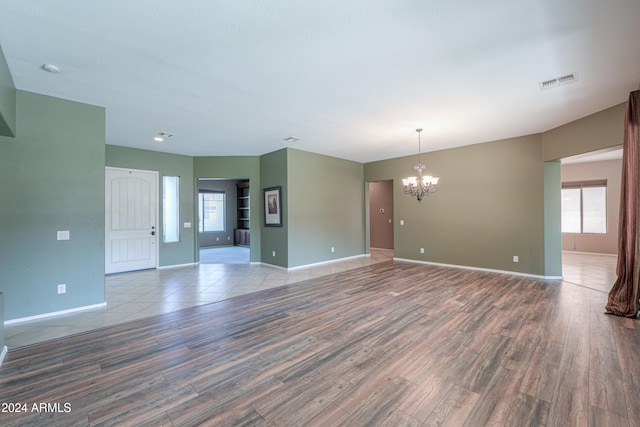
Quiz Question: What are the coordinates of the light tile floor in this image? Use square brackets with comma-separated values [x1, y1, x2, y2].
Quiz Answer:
[4, 248, 393, 349]
[4, 250, 618, 350]
[561, 250, 618, 293]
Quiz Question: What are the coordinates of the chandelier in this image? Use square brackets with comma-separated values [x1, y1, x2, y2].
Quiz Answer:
[402, 128, 439, 202]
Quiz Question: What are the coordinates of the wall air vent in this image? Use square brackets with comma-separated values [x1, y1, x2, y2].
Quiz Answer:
[539, 72, 578, 91]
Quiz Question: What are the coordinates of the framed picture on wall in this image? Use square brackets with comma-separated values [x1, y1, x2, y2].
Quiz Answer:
[264, 186, 282, 227]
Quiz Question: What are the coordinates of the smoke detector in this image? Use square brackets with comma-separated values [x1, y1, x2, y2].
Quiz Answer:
[539, 72, 579, 91]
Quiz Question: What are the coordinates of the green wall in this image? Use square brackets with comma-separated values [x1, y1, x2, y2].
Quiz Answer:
[260, 149, 288, 267]
[105, 145, 196, 267]
[194, 155, 261, 262]
[544, 161, 562, 277]
[542, 102, 625, 161]
[366, 134, 547, 276]
[287, 149, 365, 268]
[0, 82, 627, 324]
[0, 91, 106, 320]
[0, 44, 16, 137]
[0, 293, 5, 354]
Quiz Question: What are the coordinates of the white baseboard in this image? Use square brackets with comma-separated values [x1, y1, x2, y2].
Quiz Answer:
[4, 302, 107, 325]
[260, 253, 368, 271]
[394, 257, 563, 280]
[158, 262, 198, 270]
[0, 345, 7, 368]
[563, 250, 617, 257]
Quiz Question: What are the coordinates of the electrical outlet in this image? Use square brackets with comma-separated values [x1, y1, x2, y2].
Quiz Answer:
[420, 248, 425, 254]
[184, 222, 192, 228]
[513, 255, 519, 263]
[57, 230, 70, 240]
[331, 247, 335, 253]
[400, 220, 405, 226]
[272, 251, 276, 257]
[57, 284, 66, 294]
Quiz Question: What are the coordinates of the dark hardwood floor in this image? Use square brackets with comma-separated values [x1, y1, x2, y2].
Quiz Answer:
[1, 261, 638, 426]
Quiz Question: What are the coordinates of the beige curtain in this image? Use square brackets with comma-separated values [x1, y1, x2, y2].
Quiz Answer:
[606, 90, 640, 317]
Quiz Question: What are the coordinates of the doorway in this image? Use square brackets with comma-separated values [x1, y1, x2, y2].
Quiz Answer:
[105, 167, 158, 274]
[197, 178, 250, 264]
[559, 147, 622, 289]
[369, 180, 394, 251]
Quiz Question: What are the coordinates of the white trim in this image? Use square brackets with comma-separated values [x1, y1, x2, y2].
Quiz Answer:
[563, 250, 617, 257]
[394, 257, 563, 280]
[158, 262, 198, 270]
[260, 254, 368, 271]
[288, 254, 367, 271]
[0, 346, 7, 368]
[105, 166, 158, 175]
[259, 262, 288, 270]
[4, 303, 107, 325]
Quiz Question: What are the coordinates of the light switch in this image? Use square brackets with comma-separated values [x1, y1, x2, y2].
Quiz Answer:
[400, 220, 404, 226]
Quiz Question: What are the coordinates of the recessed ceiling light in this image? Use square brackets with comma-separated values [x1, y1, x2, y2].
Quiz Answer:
[284, 136, 301, 143]
[154, 137, 164, 142]
[42, 64, 61, 74]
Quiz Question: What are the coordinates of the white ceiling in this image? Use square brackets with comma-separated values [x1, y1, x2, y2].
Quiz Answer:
[561, 146, 623, 164]
[1, 1, 639, 163]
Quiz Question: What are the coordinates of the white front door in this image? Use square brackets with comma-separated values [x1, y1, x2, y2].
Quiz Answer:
[105, 167, 158, 274]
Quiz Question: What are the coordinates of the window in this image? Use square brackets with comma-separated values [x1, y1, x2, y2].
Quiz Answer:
[198, 191, 225, 232]
[561, 180, 607, 234]
[163, 176, 180, 243]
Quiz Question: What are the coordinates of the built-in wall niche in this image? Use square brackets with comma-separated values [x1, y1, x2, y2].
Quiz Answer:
[235, 180, 250, 246]
[197, 178, 248, 248]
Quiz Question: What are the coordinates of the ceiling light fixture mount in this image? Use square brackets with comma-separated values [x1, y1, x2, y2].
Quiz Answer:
[42, 64, 61, 74]
[402, 128, 439, 203]
[283, 136, 301, 143]
[154, 131, 174, 142]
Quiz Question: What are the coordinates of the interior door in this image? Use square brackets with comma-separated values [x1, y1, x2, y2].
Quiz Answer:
[105, 167, 158, 274]
[369, 180, 394, 250]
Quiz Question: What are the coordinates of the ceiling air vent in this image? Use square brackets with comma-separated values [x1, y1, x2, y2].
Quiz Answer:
[283, 136, 301, 143]
[539, 72, 578, 91]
